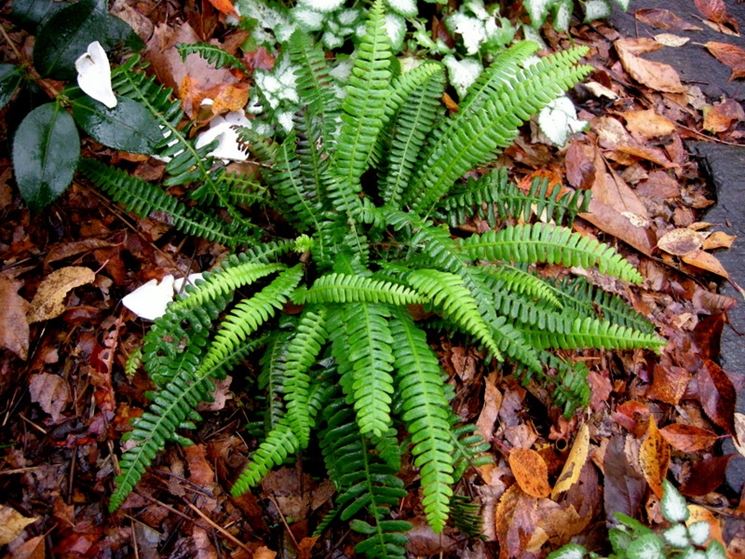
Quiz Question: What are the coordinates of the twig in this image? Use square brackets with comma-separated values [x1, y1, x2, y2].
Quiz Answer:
[0, 23, 23, 61]
[677, 123, 745, 148]
[183, 501, 253, 553]
[267, 494, 300, 550]
[0, 22, 61, 99]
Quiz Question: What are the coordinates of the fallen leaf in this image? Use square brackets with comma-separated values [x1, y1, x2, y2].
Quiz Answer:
[704, 42, 745, 81]
[654, 33, 690, 47]
[639, 416, 670, 498]
[623, 109, 676, 139]
[659, 423, 719, 453]
[509, 448, 551, 498]
[734, 413, 745, 459]
[703, 98, 745, 133]
[253, 546, 277, 559]
[694, 0, 739, 33]
[604, 435, 646, 520]
[635, 170, 680, 199]
[0, 505, 37, 546]
[27, 266, 95, 323]
[184, 445, 216, 488]
[10, 534, 45, 559]
[476, 372, 502, 443]
[647, 364, 690, 405]
[687, 505, 725, 548]
[193, 526, 217, 559]
[635, 8, 702, 31]
[615, 38, 686, 93]
[565, 140, 596, 189]
[0, 275, 30, 359]
[206, 0, 237, 16]
[551, 424, 590, 500]
[697, 359, 736, 432]
[583, 81, 617, 99]
[29, 372, 70, 423]
[210, 82, 250, 115]
[681, 249, 729, 278]
[680, 455, 732, 496]
[702, 231, 736, 250]
[296, 536, 320, 559]
[44, 238, 115, 265]
[657, 228, 706, 256]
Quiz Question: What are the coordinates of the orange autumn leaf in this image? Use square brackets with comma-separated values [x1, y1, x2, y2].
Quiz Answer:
[211, 83, 250, 114]
[639, 416, 671, 498]
[509, 448, 551, 498]
[207, 0, 238, 15]
[623, 109, 676, 140]
[659, 423, 719, 453]
[615, 38, 686, 93]
[703, 99, 745, 133]
[681, 249, 729, 279]
[704, 42, 745, 80]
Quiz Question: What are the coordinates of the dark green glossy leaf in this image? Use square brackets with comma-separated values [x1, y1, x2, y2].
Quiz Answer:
[33, 0, 140, 79]
[12, 102, 80, 211]
[11, 0, 69, 30]
[0, 65, 24, 109]
[71, 96, 162, 154]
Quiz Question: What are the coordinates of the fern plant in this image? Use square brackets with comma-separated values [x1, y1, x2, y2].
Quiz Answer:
[108, 3, 664, 555]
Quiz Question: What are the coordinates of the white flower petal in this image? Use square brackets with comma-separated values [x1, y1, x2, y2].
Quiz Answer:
[122, 275, 175, 321]
[195, 111, 250, 162]
[75, 41, 117, 109]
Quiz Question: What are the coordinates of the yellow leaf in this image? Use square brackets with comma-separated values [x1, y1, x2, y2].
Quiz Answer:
[639, 416, 670, 498]
[0, 504, 37, 546]
[551, 424, 590, 499]
[27, 266, 95, 323]
[508, 448, 550, 498]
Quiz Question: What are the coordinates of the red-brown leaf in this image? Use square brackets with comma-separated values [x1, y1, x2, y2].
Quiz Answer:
[659, 423, 719, 453]
[634, 8, 702, 31]
[704, 42, 745, 80]
[697, 360, 736, 433]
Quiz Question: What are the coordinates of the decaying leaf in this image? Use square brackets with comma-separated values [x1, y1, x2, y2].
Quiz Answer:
[681, 249, 729, 279]
[639, 415, 670, 498]
[551, 424, 590, 500]
[702, 231, 736, 251]
[508, 448, 551, 498]
[0, 504, 37, 546]
[27, 266, 95, 323]
[634, 8, 702, 31]
[698, 360, 736, 432]
[694, 0, 739, 33]
[703, 98, 745, 133]
[659, 423, 719, 453]
[29, 372, 71, 423]
[657, 228, 705, 256]
[704, 42, 745, 81]
[654, 33, 690, 47]
[253, 546, 277, 559]
[206, 0, 238, 15]
[615, 38, 686, 93]
[734, 412, 745, 459]
[0, 275, 30, 360]
[623, 109, 676, 139]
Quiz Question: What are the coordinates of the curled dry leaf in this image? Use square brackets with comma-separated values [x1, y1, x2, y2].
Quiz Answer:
[29, 372, 71, 423]
[703, 98, 745, 133]
[657, 228, 705, 256]
[682, 249, 729, 279]
[639, 415, 670, 498]
[659, 423, 719, 453]
[0, 275, 30, 360]
[733, 413, 745, 459]
[551, 424, 590, 500]
[702, 230, 736, 250]
[615, 38, 686, 93]
[476, 372, 501, 443]
[694, 0, 739, 33]
[704, 42, 745, 81]
[27, 266, 96, 323]
[0, 504, 37, 546]
[623, 109, 676, 140]
[634, 8, 702, 31]
[508, 448, 551, 498]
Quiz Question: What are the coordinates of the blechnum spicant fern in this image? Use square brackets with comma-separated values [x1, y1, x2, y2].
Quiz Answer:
[109, 2, 665, 555]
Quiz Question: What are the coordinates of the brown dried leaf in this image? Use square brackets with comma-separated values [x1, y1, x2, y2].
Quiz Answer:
[0, 275, 30, 359]
[704, 42, 745, 81]
[615, 38, 686, 93]
[703, 99, 745, 133]
[253, 546, 277, 559]
[654, 33, 690, 47]
[734, 413, 745, 459]
[27, 266, 95, 323]
[210, 83, 250, 115]
[680, 455, 731, 496]
[634, 8, 702, 31]
[206, 0, 238, 16]
[657, 228, 705, 256]
[184, 445, 216, 488]
[647, 364, 691, 405]
[681, 249, 729, 278]
[476, 372, 501, 443]
[702, 231, 736, 250]
[0, 505, 37, 546]
[697, 359, 736, 432]
[551, 424, 590, 500]
[695, 0, 739, 32]
[604, 435, 646, 522]
[29, 373, 70, 423]
[639, 415, 670, 498]
[659, 423, 719, 453]
[509, 448, 551, 498]
[623, 109, 676, 139]
[10, 534, 45, 559]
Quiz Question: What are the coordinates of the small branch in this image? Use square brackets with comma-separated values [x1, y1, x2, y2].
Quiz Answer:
[0, 22, 62, 99]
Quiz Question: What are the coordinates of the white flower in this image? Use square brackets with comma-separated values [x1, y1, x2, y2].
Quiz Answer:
[122, 273, 203, 321]
[195, 111, 250, 162]
[75, 41, 117, 109]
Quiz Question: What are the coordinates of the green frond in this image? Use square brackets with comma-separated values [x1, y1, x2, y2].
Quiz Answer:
[389, 309, 454, 533]
[449, 494, 483, 539]
[553, 276, 655, 334]
[450, 422, 493, 481]
[294, 110, 329, 211]
[330, 303, 395, 438]
[406, 269, 502, 361]
[332, 0, 392, 190]
[521, 317, 666, 352]
[380, 63, 445, 208]
[235, 126, 279, 163]
[294, 273, 426, 305]
[283, 308, 329, 447]
[406, 46, 592, 213]
[258, 332, 290, 429]
[460, 223, 644, 284]
[78, 158, 249, 247]
[124, 346, 142, 377]
[287, 31, 339, 150]
[319, 398, 410, 559]
[435, 168, 509, 228]
[177, 42, 247, 71]
[479, 265, 562, 308]
[198, 265, 305, 374]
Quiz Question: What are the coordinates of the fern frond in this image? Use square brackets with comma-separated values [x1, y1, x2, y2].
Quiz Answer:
[380, 63, 445, 208]
[330, 303, 395, 438]
[479, 265, 562, 308]
[319, 398, 410, 559]
[407, 46, 592, 213]
[449, 494, 483, 539]
[78, 158, 248, 247]
[435, 168, 509, 228]
[521, 317, 666, 351]
[460, 223, 644, 284]
[283, 308, 329, 447]
[407, 269, 502, 361]
[197, 265, 305, 374]
[389, 309, 454, 533]
[294, 273, 426, 305]
[177, 42, 247, 71]
[332, 0, 392, 191]
[450, 422, 493, 481]
[258, 331, 290, 429]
